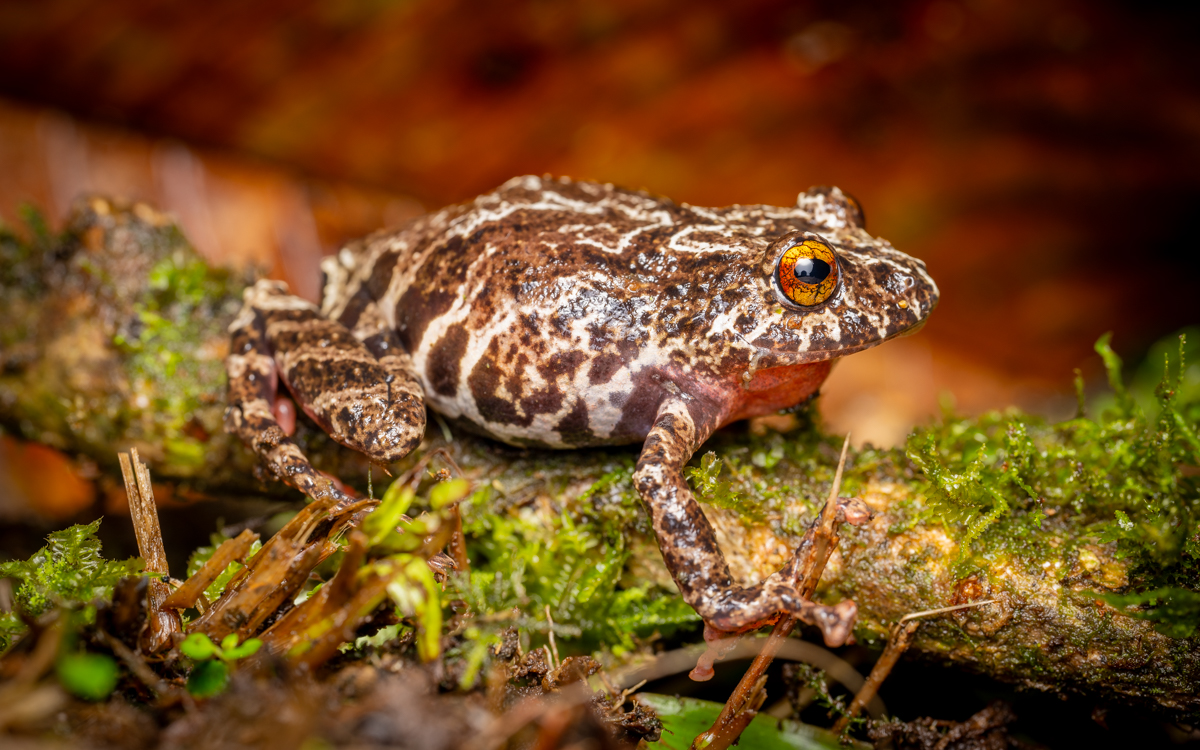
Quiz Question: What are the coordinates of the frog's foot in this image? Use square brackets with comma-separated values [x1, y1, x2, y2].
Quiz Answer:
[223, 362, 348, 504]
[635, 399, 858, 645]
[697, 578, 858, 647]
[225, 280, 426, 498]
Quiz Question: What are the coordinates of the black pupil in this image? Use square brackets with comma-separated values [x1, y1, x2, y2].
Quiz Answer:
[793, 257, 832, 285]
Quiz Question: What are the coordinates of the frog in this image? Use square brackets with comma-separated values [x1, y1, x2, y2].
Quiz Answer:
[224, 175, 938, 646]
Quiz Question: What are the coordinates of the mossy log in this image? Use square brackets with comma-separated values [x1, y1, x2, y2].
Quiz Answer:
[2, 199, 1198, 719]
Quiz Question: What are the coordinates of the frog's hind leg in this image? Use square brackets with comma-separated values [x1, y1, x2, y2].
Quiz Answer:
[225, 280, 425, 498]
[325, 284, 427, 441]
[225, 283, 341, 500]
[633, 400, 856, 645]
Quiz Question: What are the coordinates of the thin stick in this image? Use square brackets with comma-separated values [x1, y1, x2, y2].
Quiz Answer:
[545, 605, 560, 669]
[162, 529, 259, 610]
[447, 504, 471, 576]
[832, 598, 998, 734]
[119, 450, 181, 653]
[95, 628, 174, 699]
[693, 435, 853, 750]
[797, 433, 853, 596]
[899, 600, 996, 624]
[617, 678, 647, 704]
[832, 621, 919, 734]
[712, 674, 768, 745]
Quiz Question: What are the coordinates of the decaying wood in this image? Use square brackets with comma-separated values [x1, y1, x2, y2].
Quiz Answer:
[3, 198, 1200, 719]
[133, 459, 433, 674]
[182, 494, 361, 645]
[162, 529, 259, 611]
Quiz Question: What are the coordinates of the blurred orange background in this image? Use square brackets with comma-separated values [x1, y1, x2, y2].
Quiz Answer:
[0, 0, 1198, 520]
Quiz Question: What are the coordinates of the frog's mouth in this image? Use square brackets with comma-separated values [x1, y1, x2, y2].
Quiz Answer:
[745, 304, 936, 372]
[897, 317, 929, 338]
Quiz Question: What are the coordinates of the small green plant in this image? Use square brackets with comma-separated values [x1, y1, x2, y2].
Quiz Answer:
[180, 632, 263, 698]
[458, 465, 698, 665]
[687, 451, 765, 520]
[354, 475, 468, 662]
[56, 651, 120, 701]
[374, 554, 444, 662]
[0, 520, 144, 651]
[787, 662, 866, 735]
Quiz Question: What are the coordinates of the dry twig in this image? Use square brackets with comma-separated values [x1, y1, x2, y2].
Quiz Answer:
[118, 449, 181, 653]
[162, 529, 259, 611]
[831, 599, 997, 734]
[693, 434, 861, 750]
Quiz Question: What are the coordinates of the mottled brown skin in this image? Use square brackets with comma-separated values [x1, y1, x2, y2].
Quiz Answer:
[225, 176, 938, 641]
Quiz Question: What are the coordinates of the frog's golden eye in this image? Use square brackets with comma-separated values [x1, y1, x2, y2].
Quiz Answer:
[776, 237, 839, 307]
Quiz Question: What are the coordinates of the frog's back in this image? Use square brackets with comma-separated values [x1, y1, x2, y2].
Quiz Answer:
[320, 175, 917, 449]
[323, 178, 705, 447]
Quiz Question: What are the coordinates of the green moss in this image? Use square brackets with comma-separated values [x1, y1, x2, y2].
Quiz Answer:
[457, 460, 699, 656]
[788, 662, 865, 732]
[906, 331, 1200, 635]
[1092, 587, 1200, 639]
[0, 209, 52, 356]
[0, 208, 47, 291]
[0, 201, 256, 492]
[0, 519, 145, 651]
[697, 413, 868, 538]
[112, 251, 239, 468]
[686, 451, 766, 520]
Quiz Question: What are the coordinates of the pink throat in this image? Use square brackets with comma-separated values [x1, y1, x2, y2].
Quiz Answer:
[722, 359, 834, 426]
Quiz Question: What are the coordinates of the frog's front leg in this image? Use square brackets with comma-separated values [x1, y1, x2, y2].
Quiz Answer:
[633, 399, 856, 645]
[225, 280, 426, 499]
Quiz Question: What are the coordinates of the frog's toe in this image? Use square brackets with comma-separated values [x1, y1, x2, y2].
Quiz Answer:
[323, 387, 426, 463]
[358, 415, 425, 463]
[799, 598, 857, 647]
[698, 583, 857, 647]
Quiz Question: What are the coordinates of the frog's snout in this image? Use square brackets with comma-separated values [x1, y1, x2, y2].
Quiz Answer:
[898, 317, 929, 338]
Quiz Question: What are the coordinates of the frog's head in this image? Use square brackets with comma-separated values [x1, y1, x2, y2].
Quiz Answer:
[740, 188, 939, 368]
